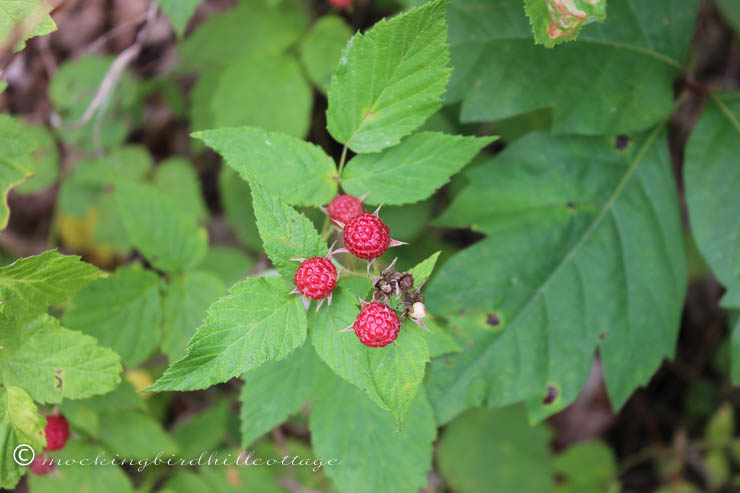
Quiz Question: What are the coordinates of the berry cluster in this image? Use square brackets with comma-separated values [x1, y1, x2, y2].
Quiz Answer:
[291, 194, 424, 348]
[30, 414, 70, 476]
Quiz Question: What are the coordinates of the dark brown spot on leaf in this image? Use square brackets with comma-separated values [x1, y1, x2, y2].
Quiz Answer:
[615, 135, 629, 150]
[486, 313, 500, 326]
[542, 385, 557, 405]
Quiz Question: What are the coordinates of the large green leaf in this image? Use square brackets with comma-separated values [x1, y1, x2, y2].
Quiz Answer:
[0, 0, 56, 51]
[239, 342, 316, 447]
[115, 179, 208, 273]
[0, 114, 36, 228]
[427, 128, 686, 423]
[683, 94, 740, 384]
[64, 266, 162, 367]
[206, 52, 312, 138]
[299, 15, 353, 93]
[250, 179, 327, 280]
[149, 276, 307, 391]
[342, 132, 492, 205]
[194, 127, 337, 207]
[310, 371, 436, 493]
[0, 386, 46, 489]
[309, 288, 429, 426]
[326, 0, 451, 153]
[162, 271, 226, 362]
[524, 0, 607, 47]
[684, 93, 740, 309]
[437, 406, 552, 493]
[154, 0, 201, 37]
[0, 314, 121, 403]
[177, 0, 307, 72]
[446, 0, 700, 135]
[27, 439, 134, 493]
[0, 250, 103, 320]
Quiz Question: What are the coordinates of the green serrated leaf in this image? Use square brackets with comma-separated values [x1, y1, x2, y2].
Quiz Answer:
[427, 129, 686, 424]
[240, 341, 316, 447]
[194, 127, 337, 207]
[28, 439, 134, 493]
[154, 0, 201, 37]
[311, 371, 436, 493]
[342, 132, 493, 205]
[153, 157, 208, 221]
[0, 314, 122, 404]
[524, 0, 607, 47]
[408, 250, 440, 287]
[0, 0, 56, 52]
[0, 114, 36, 228]
[0, 250, 103, 320]
[299, 15, 353, 93]
[437, 406, 552, 493]
[149, 276, 307, 392]
[162, 270, 226, 362]
[309, 288, 429, 426]
[326, 0, 451, 153]
[447, 0, 699, 135]
[0, 385, 46, 489]
[685, 93, 740, 312]
[64, 266, 162, 367]
[116, 179, 208, 273]
[207, 53, 312, 138]
[250, 179, 327, 280]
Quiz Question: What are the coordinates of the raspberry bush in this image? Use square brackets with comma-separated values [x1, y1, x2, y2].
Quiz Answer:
[1, 0, 739, 492]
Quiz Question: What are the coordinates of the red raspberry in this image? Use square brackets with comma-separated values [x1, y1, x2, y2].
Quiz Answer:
[30, 455, 54, 475]
[294, 257, 337, 299]
[328, 194, 363, 225]
[343, 213, 390, 260]
[329, 0, 353, 8]
[353, 302, 400, 347]
[44, 415, 70, 451]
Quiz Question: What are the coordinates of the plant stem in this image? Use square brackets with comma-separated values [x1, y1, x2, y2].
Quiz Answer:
[337, 143, 349, 177]
[320, 215, 331, 240]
